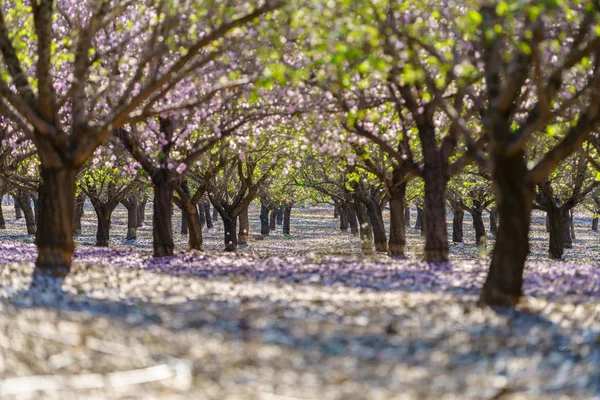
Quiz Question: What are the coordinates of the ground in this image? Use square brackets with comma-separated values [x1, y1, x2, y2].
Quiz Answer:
[0, 204, 598, 399]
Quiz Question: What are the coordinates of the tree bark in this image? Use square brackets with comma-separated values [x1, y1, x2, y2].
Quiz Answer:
[346, 203, 359, 235]
[204, 201, 213, 229]
[422, 165, 449, 261]
[547, 208, 564, 259]
[180, 208, 188, 235]
[212, 207, 219, 222]
[0, 201, 5, 229]
[354, 202, 373, 253]
[415, 206, 424, 232]
[137, 196, 147, 227]
[16, 191, 36, 235]
[489, 207, 498, 236]
[269, 209, 277, 231]
[405, 205, 411, 227]
[73, 193, 85, 234]
[36, 166, 78, 276]
[198, 203, 206, 228]
[277, 206, 284, 225]
[365, 195, 387, 252]
[283, 204, 292, 235]
[334, 203, 340, 219]
[562, 211, 572, 249]
[125, 200, 138, 240]
[152, 175, 175, 257]
[221, 212, 237, 251]
[452, 208, 464, 243]
[14, 201, 22, 220]
[592, 216, 598, 231]
[569, 209, 575, 241]
[471, 210, 486, 246]
[260, 203, 270, 236]
[339, 205, 349, 232]
[93, 206, 112, 247]
[181, 204, 203, 251]
[388, 171, 407, 258]
[480, 150, 533, 307]
[238, 205, 249, 245]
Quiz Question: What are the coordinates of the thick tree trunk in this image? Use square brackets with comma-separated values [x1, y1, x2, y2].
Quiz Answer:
[277, 207, 284, 225]
[36, 166, 78, 276]
[489, 207, 498, 236]
[260, 204, 270, 236]
[471, 210, 486, 246]
[222, 213, 237, 251]
[452, 208, 464, 243]
[181, 208, 188, 235]
[17, 191, 36, 235]
[422, 166, 449, 261]
[405, 205, 411, 227]
[283, 204, 292, 235]
[547, 208, 564, 259]
[480, 150, 533, 307]
[415, 206, 424, 232]
[182, 204, 202, 251]
[238, 205, 249, 245]
[73, 193, 85, 234]
[388, 173, 407, 258]
[269, 209, 277, 231]
[94, 206, 112, 247]
[562, 211, 572, 249]
[125, 201, 138, 240]
[592, 216, 598, 231]
[152, 176, 175, 257]
[14, 201, 22, 220]
[0, 202, 5, 229]
[365, 196, 387, 252]
[355, 202, 373, 253]
[339, 205, 349, 232]
[204, 201, 213, 229]
[347, 204, 359, 235]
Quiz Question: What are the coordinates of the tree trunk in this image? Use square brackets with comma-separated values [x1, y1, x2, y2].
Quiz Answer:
[545, 213, 550, 232]
[181, 204, 202, 251]
[452, 208, 464, 243]
[204, 201, 213, 229]
[562, 211, 572, 249]
[277, 206, 284, 225]
[0, 202, 5, 229]
[547, 208, 564, 259]
[592, 216, 598, 231]
[260, 204, 270, 236]
[334, 203, 340, 219]
[489, 207, 498, 236]
[339, 205, 349, 232]
[480, 150, 533, 307]
[365, 195, 387, 252]
[73, 193, 85, 234]
[471, 210, 486, 246]
[221, 212, 237, 252]
[405, 205, 411, 227]
[152, 176, 175, 257]
[422, 166, 449, 261]
[212, 207, 219, 222]
[347, 204, 359, 235]
[269, 209, 277, 231]
[238, 205, 249, 245]
[569, 209, 575, 241]
[198, 203, 206, 228]
[14, 201, 22, 220]
[180, 208, 188, 235]
[415, 206, 424, 232]
[17, 191, 36, 235]
[283, 204, 292, 235]
[355, 202, 373, 253]
[36, 166, 78, 276]
[94, 206, 112, 247]
[125, 201, 138, 240]
[388, 172, 407, 258]
[137, 196, 147, 227]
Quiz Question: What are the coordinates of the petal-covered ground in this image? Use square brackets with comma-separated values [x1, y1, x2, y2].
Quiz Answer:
[0, 205, 598, 399]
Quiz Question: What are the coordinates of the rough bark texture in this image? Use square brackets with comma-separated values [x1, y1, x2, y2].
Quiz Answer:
[471, 210, 486, 246]
[365, 196, 387, 253]
[422, 164, 449, 261]
[388, 170, 407, 258]
[16, 191, 36, 235]
[355, 202, 373, 253]
[238, 206, 249, 245]
[452, 208, 464, 243]
[282, 204, 292, 235]
[182, 205, 203, 251]
[122, 197, 139, 240]
[480, 150, 533, 307]
[93, 206, 112, 247]
[73, 193, 85, 234]
[592, 217, 598, 231]
[489, 207, 498, 236]
[152, 175, 175, 257]
[260, 204, 270, 236]
[547, 209, 564, 259]
[269, 209, 277, 231]
[36, 166, 78, 276]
